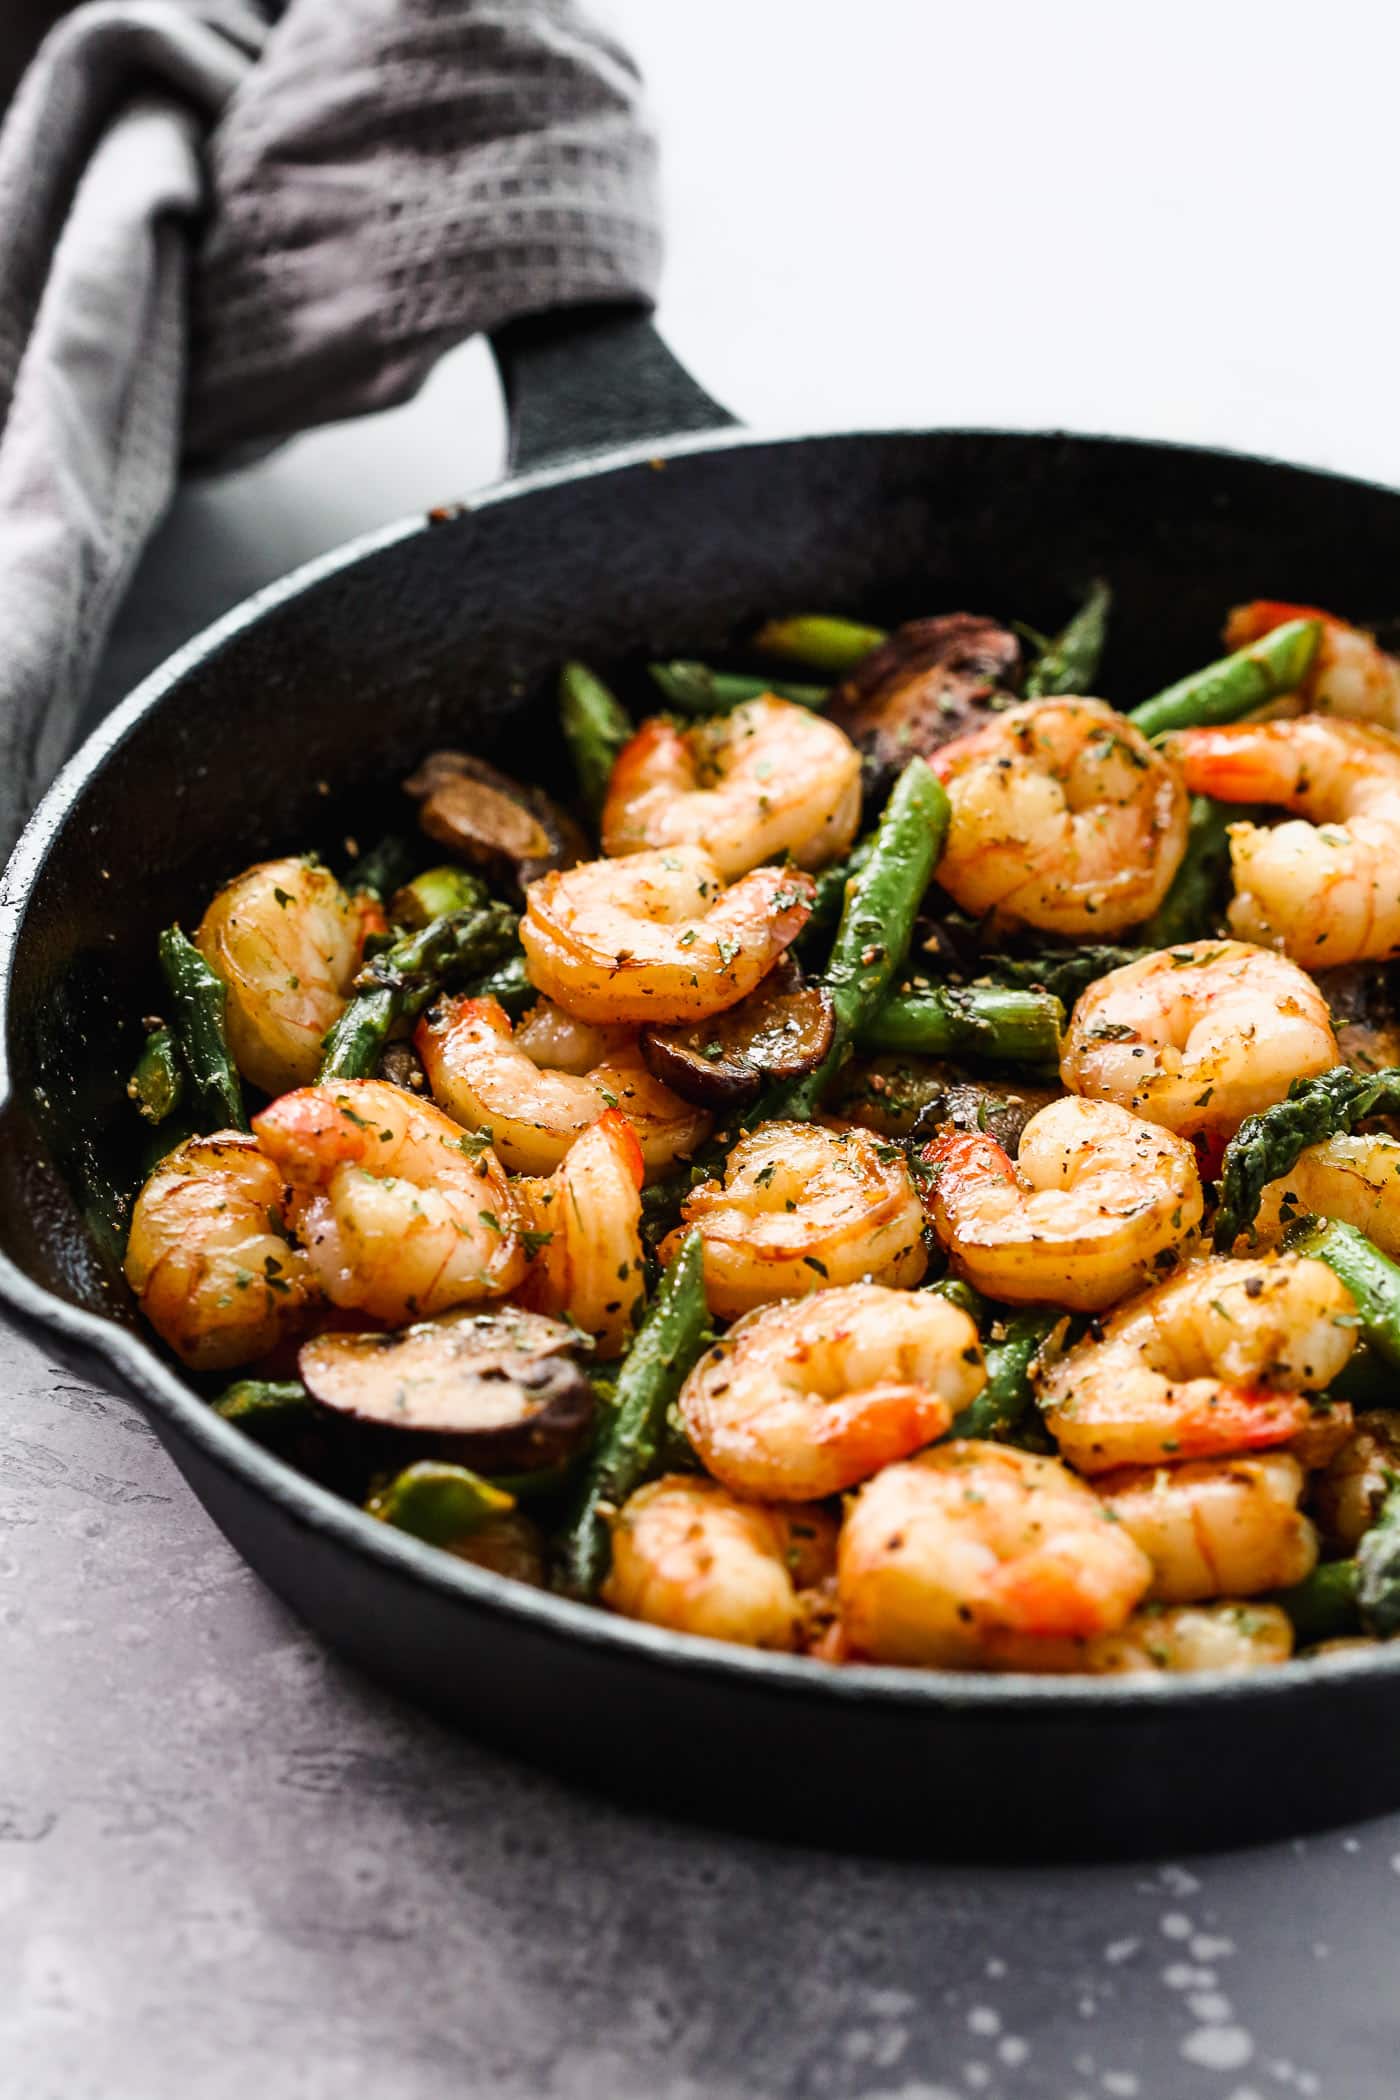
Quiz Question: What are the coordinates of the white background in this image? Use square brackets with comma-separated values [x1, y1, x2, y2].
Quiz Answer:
[173, 0, 1400, 585]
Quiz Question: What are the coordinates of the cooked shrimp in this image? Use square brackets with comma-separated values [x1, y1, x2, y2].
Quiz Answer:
[602, 1475, 838, 1650]
[1225, 600, 1400, 729]
[196, 857, 377, 1094]
[520, 847, 815, 1026]
[1248, 1133, 1400, 1260]
[679, 1282, 984, 1501]
[663, 1121, 926, 1320]
[513, 1108, 645, 1357]
[924, 1096, 1202, 1312]
[1061, 939, 1338, 1140]
[930, 698, 1188, 936]
[1037, 1254, 1356, 1475]
[124, 1133, 318, 1370]
[1169, 716, 1400, 965]
[415, 994, 710, 1180]
[602, 696, 861, 877]
[252, 1078, 524, 1324]
[1051, 1601, 1295, 1675]
[1312, 1411, 1400, 1552]
[838, 1443, 1152, 1668]
[1096, 1454, 1317, 1601]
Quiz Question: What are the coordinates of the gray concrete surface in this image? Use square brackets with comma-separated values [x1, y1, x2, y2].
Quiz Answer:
[4, 1310, 1397, 2100]
[11, 6, 1400, 2093]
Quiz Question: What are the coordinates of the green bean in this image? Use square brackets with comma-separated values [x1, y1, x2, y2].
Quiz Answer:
[753, 613, 889, 675]
[1269, 1558, 1362, 1645]
[1022, 580, 1111, 700]
[389, 865, 488, 929]
[1286, 1218, 1400, 1368]
[367, 1460, 515, 1545]
[647, 661, 830, 712]
[797, 839, 877, 958]
[1216, 1068, 1400, 1250]
[559, 660, 632, 819]
[127, 1025, 185, 1126]
[856, 983, 1063, 1066]
[344, 833, 418, 901]
[754, 757, 949, 1122]
[558, 1227, 710, 1599]
[317, 901, 518, 1080]
[1127, 618, 1321, 740]
[157, 927, 247, 1132]
[1136, 797, 1234, 948]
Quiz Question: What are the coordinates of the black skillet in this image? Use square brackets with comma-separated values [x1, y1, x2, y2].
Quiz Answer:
[2, 303, 1397, 1859]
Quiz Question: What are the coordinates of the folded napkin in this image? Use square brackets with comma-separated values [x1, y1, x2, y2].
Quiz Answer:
[0, 0, 660, 856]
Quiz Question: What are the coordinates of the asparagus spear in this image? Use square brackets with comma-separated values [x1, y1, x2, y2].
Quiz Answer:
[856, 983, 1062, 1066]
[1269, 1479, 1400, 1642]
[344, 833, 418, 902]
[461, 951, 534, 1018]
[559, 660, 633, 820]
[558, 1227, 710, 1599]
[647, 661, 830, 713]
[389, 865, 487, 928]
[157, 927, 247, 1132]
[974, 946, 1144, 1007]
[752, 613, 889, 675]
[1286, 1218, 1400, 1368]
[127, 1024, 185, 1125]
[923, 1276, 990, 1326]
[1022, 580, 1111, 700]
[1127, 617, 1321, 740]
[317, 900, 518, 1080]
[1269, 1558, 1362, 1645]
[367, 1460, 515, 1545]
[754, 756, 949, 1122]
[1215, 1068, 1400, 1250]
[948, 1308, 1060, 1442]
[1136, 796, 1234, 948]
[214, 1379, 317, 1434]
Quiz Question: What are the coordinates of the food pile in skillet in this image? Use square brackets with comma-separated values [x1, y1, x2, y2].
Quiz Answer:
[120, 592, 1400, 1671]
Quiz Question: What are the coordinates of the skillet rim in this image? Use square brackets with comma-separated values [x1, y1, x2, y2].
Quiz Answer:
[3, 417, 1398, 1716]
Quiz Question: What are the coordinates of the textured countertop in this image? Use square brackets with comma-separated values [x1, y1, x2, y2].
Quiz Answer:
[8, 6, 1400, 2094]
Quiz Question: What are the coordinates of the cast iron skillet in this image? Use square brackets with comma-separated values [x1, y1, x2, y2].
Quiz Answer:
[2, 304, 1398, 1859]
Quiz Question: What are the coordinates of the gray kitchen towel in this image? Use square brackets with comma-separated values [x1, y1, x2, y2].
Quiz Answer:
[0, 0, 661, 857]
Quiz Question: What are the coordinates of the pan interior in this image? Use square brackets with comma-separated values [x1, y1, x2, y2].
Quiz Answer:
[4, 424, 1398, 1359]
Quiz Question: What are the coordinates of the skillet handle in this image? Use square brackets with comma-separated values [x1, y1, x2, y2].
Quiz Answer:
[491, 302, 736, 474]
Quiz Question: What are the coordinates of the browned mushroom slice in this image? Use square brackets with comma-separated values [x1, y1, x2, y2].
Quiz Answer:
[639, 954, 835, 1108]
[299, 1307, 595, 1472]
[826, 614, 1021, 791]
[403, 751, 588, 893]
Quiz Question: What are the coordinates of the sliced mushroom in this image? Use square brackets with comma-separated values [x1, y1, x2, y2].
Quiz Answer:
[299, 1306, 595, 1472]
[639, 953, 834, 1108]
[403, 751, 588, 894]
[826, 614, 1021, 793]
[911, 1076, 1063, 1155]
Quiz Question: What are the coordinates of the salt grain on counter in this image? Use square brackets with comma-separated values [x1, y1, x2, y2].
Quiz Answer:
[1180, 2025, 1254, 2071]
